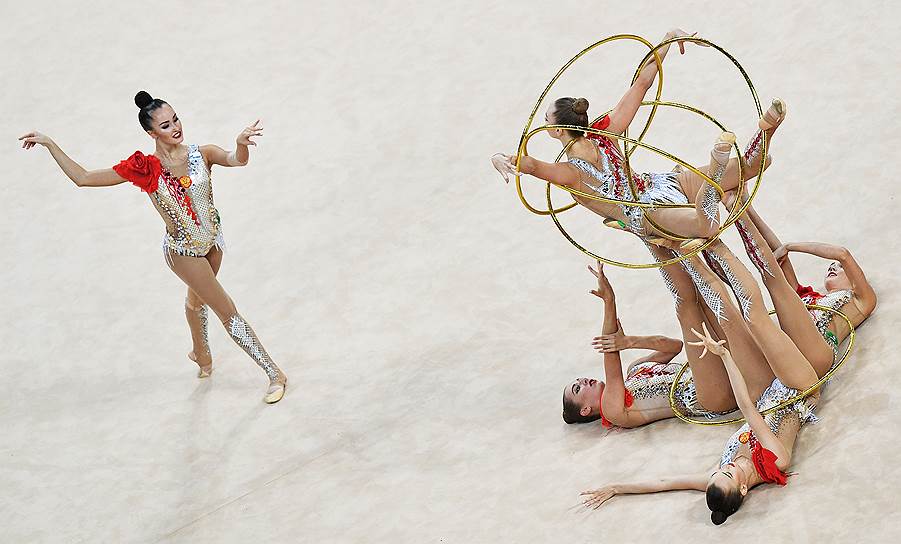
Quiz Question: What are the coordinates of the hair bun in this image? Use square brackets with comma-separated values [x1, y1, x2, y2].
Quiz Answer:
[572, 97, 590, 115]
[711, 511, 728, 525]
[134, 91, 153, 109]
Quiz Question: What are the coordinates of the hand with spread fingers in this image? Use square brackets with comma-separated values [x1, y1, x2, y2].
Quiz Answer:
[581, 486, 617, 510]
[688, 322, 729, 358]
[237, 119, 263, 147]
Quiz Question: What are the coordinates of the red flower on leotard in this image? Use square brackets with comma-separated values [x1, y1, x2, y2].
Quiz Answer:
[112, 151, 162, 193]
[796, 284, 827, 310]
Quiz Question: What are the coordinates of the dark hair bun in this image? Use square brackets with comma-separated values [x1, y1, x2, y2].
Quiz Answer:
[711, 511, 728, 525]
[134, 91, 154, 109]
[572, 97, 590, 115]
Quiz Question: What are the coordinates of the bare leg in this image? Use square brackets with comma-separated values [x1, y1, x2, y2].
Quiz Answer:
[732, 207, 835, 376]
[166, 250, 287, 403]
[642, 126, 762, 240]
[675, 99, 786, 211]
[696, 240, 819, 391]
[184, 248, 224, 376]
[648, 244, 771, 407]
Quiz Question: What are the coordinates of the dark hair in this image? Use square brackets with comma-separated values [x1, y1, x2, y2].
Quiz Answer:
[552, 97, 590, 137]
[134, 90, 169, 131]
[706, 483, 744, 525]
[562, 391, 600, 424]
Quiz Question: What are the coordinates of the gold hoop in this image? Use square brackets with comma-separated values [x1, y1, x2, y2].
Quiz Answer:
[515, 34, 664, 216]
[667, 305, 856, 426]
[514, 35, 768, 267]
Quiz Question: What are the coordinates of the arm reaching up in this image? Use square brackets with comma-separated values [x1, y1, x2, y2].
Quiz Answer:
[689, 324, 792, 470]
[587, 261, 629, 420]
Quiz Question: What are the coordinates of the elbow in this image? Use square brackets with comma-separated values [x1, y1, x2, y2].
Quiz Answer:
[834, 246, 851, 260]
[776, 452, 792, 472]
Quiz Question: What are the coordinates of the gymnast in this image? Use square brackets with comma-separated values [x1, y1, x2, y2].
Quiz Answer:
[562, 259, 776, 428]
[18, 91, 288, 403]
[490, 28, 785, 246]
[581, 322, 821, 525]
[724, 190, 876, 375]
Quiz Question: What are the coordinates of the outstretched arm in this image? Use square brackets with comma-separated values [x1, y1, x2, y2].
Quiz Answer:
[778, 242, 876, 313]
[19, 132, 126, 188]
[581, 473, 709, 510]
[606, 29, 703, 135]
[201, 120, 263, 168]
[491, 153, 582, 188]
[689, 324, 792, 469]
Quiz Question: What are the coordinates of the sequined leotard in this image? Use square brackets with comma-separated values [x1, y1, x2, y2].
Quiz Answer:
[719, 378, 817, 468]
[116, 144, 225, 260]
[625, 361, 730, 420]
[799, 288, 853, 351]
[571, 115, 688, 235]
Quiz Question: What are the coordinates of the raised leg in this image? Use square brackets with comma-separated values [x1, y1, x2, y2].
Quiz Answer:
[732, 205, 835, 376]
[648, 243, 764, 410]
[676, 99, 786, 206]
[698, 240, 819, 391]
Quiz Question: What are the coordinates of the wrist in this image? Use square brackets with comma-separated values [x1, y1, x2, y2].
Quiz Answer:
[519, 156, 535, 174]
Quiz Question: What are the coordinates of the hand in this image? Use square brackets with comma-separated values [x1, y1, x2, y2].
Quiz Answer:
[592, 320, 628, 353]
[581, 485, 617, 510]
[723, 184, 750, 210]
[665, 29, 706, 54]
[773, 244, 789, 264]
[722, 189, 737, 209]
[587, 260, 614, 301]
[491, 153, 517, 184]
[236, 120, 263, 147]
[18, 131, 52, 150]
[688, 322, 728, 358]
[643, 236, 680, 250]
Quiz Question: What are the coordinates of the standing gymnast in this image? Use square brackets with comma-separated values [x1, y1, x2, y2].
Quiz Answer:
[19, 91, 288, 403]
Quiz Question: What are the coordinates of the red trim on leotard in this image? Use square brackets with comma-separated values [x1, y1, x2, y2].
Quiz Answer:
[584, 115, 647, 193]
[796, 284, 824, 305]
[749, 434, 788, 485]
[598, 386, 635, 428]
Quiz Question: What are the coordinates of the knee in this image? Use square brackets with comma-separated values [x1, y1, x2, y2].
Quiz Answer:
[211, 303, 238, 326]
[186, 292, 205, 310]
[701, 222, 720, 238]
